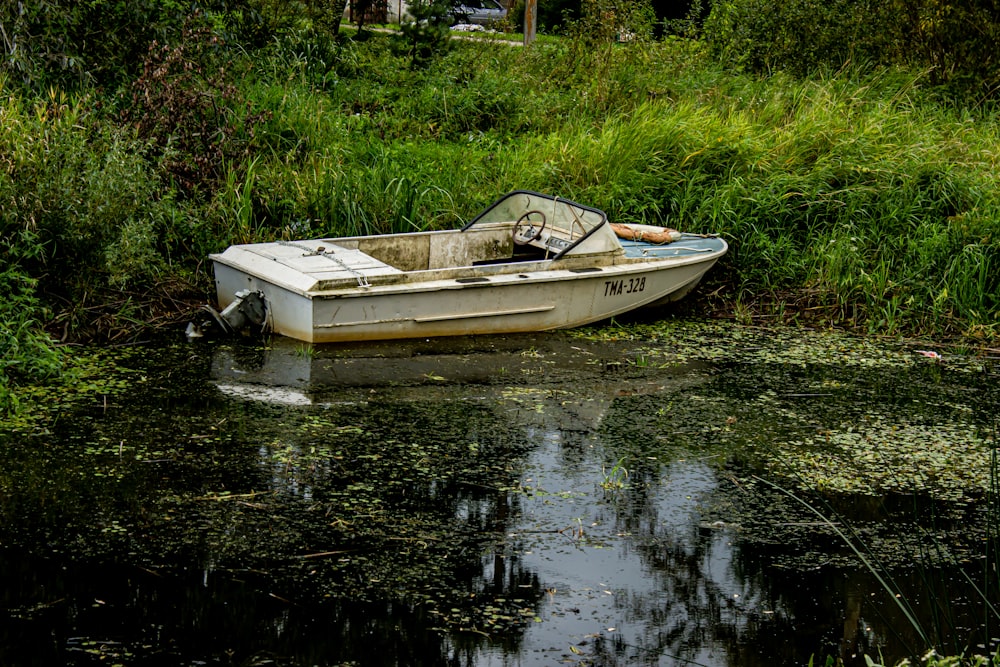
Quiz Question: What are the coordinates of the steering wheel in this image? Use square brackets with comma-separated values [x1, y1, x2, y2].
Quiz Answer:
[513, 210, 547, 246]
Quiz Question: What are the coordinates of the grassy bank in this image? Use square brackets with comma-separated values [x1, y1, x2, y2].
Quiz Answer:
[2, 30, 999, 407]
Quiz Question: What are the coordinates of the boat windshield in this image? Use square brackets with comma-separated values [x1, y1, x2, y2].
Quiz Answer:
[464, 191, 607, 236]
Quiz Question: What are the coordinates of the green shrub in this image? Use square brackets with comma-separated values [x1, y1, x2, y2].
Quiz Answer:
[397, 0, 453, 69]
[220, 0, 339, 48]
[265, 28, 343, 89]
[0, 82, 180, 339]
[123, 22, 271, 198]
[0, 0, 190, 92]
[703, 0, 892, 77]
[702, 0, 1000, 102]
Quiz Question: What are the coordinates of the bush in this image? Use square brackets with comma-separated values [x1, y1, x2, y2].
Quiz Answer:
[702, 0, 1000, 101]
[0, 269, 63, 416]
[123, 22, 271, 198]
[397, 0, 453, 69]
[220, 0, 340, 48]
[891, 0, 1000, 99]
[0, 84, 181, 338]
[0, 0, 190, 92]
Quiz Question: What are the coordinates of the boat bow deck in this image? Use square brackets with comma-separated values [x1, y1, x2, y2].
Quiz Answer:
[214, 240, 405, 293]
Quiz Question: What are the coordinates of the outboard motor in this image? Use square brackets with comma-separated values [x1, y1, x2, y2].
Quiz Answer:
[187, 289, 267, 339]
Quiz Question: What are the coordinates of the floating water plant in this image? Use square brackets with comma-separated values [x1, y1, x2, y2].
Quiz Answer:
[600, 457, 629, 491]
[765, 419, 993, 502]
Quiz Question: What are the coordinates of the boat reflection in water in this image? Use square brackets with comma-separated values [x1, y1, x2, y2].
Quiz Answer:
[207, 333, 945, 667]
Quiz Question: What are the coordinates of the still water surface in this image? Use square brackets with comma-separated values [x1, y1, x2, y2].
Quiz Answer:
[1, 321, 997, 666]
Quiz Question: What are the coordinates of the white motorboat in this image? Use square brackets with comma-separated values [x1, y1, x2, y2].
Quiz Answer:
[209, 191, 727, 343]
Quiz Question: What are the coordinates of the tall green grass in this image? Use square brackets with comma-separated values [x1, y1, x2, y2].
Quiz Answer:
[465, 59, 998, 336]
[0, 269, 64, 414]
[0, 85, 190, 334]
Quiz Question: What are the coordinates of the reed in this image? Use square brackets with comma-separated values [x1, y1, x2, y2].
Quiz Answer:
[600, 457, 630, 491]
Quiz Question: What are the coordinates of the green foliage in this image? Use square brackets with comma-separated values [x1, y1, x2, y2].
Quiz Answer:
[915, 650, 1000, 667]
[600, 457, 629, 491]
[552, 0, 656, 103]
[265, 27, 343, 89]
[883, 0, 1000, 98]
[220, 0, 340, 47]
[703, 0, 1000, 101]
[123, 21, 271, 197]
[0, 269, 63, 416]
[0, 78, 202, 358]
[0, 0, 191, 92]
[568, 0, 656, 46]
[0, 89, 165, 282]
[261, 140, 463, 238]
[702, 0, 892, 77]
[398, 0, 453, 68]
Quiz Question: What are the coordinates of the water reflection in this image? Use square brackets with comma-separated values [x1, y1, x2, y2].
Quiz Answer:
[1, 328, 997, 666]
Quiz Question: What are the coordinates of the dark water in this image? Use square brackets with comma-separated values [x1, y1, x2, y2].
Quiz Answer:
[1, 322, 997, 666]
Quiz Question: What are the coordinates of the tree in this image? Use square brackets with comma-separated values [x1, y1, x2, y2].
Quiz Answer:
[890, 0, 1000, 95]
[398, 0, 453, 68]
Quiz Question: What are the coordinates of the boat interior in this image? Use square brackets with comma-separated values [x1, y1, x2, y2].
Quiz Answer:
[329, 192, 619, 274]
[333, 219, 603, 275]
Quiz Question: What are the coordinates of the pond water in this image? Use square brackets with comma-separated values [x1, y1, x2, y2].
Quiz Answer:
[1, 320, 998, 666]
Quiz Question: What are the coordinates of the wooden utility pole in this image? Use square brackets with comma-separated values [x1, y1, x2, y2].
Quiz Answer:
[523, 0, 536, 45]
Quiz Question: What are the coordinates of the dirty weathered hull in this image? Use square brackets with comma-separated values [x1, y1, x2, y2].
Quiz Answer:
[212, 250, 721, 343]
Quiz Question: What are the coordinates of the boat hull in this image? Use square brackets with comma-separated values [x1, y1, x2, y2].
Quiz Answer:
[213, 252, 722, 343]
[210, 191, 727, 343]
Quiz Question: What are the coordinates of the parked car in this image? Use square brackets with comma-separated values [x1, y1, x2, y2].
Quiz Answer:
[451, 0, 507, 26]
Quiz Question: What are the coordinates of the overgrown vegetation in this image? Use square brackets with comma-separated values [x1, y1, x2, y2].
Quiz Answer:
[125, 21, 271, 197]
[704, 0, 1000, 101]
[1, 1, 998, 414]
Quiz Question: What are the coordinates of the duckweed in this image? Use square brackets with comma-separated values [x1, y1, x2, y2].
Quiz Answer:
[1, 324, 997, 665]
